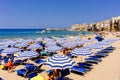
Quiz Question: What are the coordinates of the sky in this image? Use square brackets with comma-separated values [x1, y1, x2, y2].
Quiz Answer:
[0, 0, 120, 29]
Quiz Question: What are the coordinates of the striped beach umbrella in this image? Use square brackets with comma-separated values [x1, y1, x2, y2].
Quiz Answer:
[62, 43, 76, 48]
[15, 43, 28, 48]
[46, 46, 62, 52]
[16, 51, 39, 59]
[0, 46, 7, 50]
[27, 44, 42, 49]
[35, 37, 43, 42]
[74, 41, 85, 46]
[46, 55, 75, 69]
[71, 48, 92, 62]
[2, 48, 20, 54]
[86, 44, 103, 50]
[71, 48, 92, 56]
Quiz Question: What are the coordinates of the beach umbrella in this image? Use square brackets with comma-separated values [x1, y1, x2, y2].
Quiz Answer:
[35, 37, 43, 42]
[27, 44, 42, 50]
[96, 42, 110, 46]
[62, 43, 76, 48]
[74, 41, 85, 46]
[14, 38, 24, 43]
[46, 46, 62, 52]
[2, 48, 20, 55]
[6, 40, 16, 45]
[71, 48, 92, 62]
[45, 42, 56, 47]
[16, 51, 39, 60]
[14, 43, 28, 48]
[0, 46, 7, 50]
[46, 54, 75, 69]
[86, 44, 103, 50]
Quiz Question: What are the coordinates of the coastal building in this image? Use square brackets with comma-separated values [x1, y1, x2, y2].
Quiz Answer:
[70, 16, 120, 32]
[71, 24, 86, 31]
[111, 16, 120, 31]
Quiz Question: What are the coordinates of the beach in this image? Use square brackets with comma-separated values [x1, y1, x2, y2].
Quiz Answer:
[0, 32, 120, 80]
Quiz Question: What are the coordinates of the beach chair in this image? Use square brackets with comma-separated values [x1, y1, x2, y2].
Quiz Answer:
[0, 77, 2, 80]
[70, 66, 87, 75]
[84, 58, 100, 64]
[14, 60, 24, 65]
[16, 64, 36, 77]
[77, 62, 93, 69]
[16, 69, 29, 77]
[88, 56, 102, 61]
[61, 68, 70, 77]
[56, 77, 64, 80]
[35, 59, 46, 65]
[95, 53, 108, 57]
[28, 71, 37, 80]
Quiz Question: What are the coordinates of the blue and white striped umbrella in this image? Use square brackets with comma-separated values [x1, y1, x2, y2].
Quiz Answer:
[2, 48, 20, 54]
[27, 44, 42, 49]
[45, 42, 56, 46]
[96, 42, 110, 46]
[17, 51, 39, 59]
[46, 55, 75, 69]
[0, 46, 7, 50]
[35, 37, 42, 42]
[46, 46, 62, 52]
[62, 43, 76, 48]
[86, 44, 103, 50]
[74, 41, 85, 45]
[71, 48, 92, 56]
[15, 43, 28, 48]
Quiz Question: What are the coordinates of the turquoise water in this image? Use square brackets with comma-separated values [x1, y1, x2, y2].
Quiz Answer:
[0, 29, 92, 39]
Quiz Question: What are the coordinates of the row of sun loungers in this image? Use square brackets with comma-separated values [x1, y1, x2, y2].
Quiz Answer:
[70, 46, 115, 75]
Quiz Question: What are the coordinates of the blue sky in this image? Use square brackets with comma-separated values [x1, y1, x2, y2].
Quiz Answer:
[0, 0, 120, 29]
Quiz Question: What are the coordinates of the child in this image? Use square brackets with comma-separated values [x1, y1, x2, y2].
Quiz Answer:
[7, 58, 14, 73]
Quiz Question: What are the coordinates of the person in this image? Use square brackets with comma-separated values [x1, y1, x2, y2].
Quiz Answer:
[44, 72, 53, 80]
[7, 58, 14, 73]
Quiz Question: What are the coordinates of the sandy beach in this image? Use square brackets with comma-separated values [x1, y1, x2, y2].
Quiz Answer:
[0, 32, 120, 80]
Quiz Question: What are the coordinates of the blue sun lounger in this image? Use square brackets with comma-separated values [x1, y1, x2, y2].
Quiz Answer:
[85, 58, 100, 64]
[77, 62, 93, 69]
[16, 64, 36, 77]
[71, 66, 88, 75]
[0, 77, 2, 80]
[35, 59, 46, 65]
[28, 71, 37, 80]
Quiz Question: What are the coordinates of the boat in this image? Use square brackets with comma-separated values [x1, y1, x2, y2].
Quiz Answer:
[36, 30, 47, 34]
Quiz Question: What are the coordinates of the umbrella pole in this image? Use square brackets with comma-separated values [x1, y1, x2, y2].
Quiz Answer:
[81, 56, 83, 62]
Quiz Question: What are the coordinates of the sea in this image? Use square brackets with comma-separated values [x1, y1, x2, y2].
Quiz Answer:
[0, 29, 93, 39]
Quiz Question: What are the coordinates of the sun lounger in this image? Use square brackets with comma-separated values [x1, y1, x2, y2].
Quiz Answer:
[16, 64, 36, 77]
[95, 53, 108, 57]
[56, 77, 64, 80]
[84, 58, 100, 64]
[89, 56, 102, 61]
[35, 59, 46, 65]
[14, 60, 24, 65]
[77, 62, 93, 69]
[16, 69, 28, 77]
[0, 77, 2, 80]
[61, 68, 70, 77]
[28, 71, 37, 80]
[71, 66, 87, 75]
